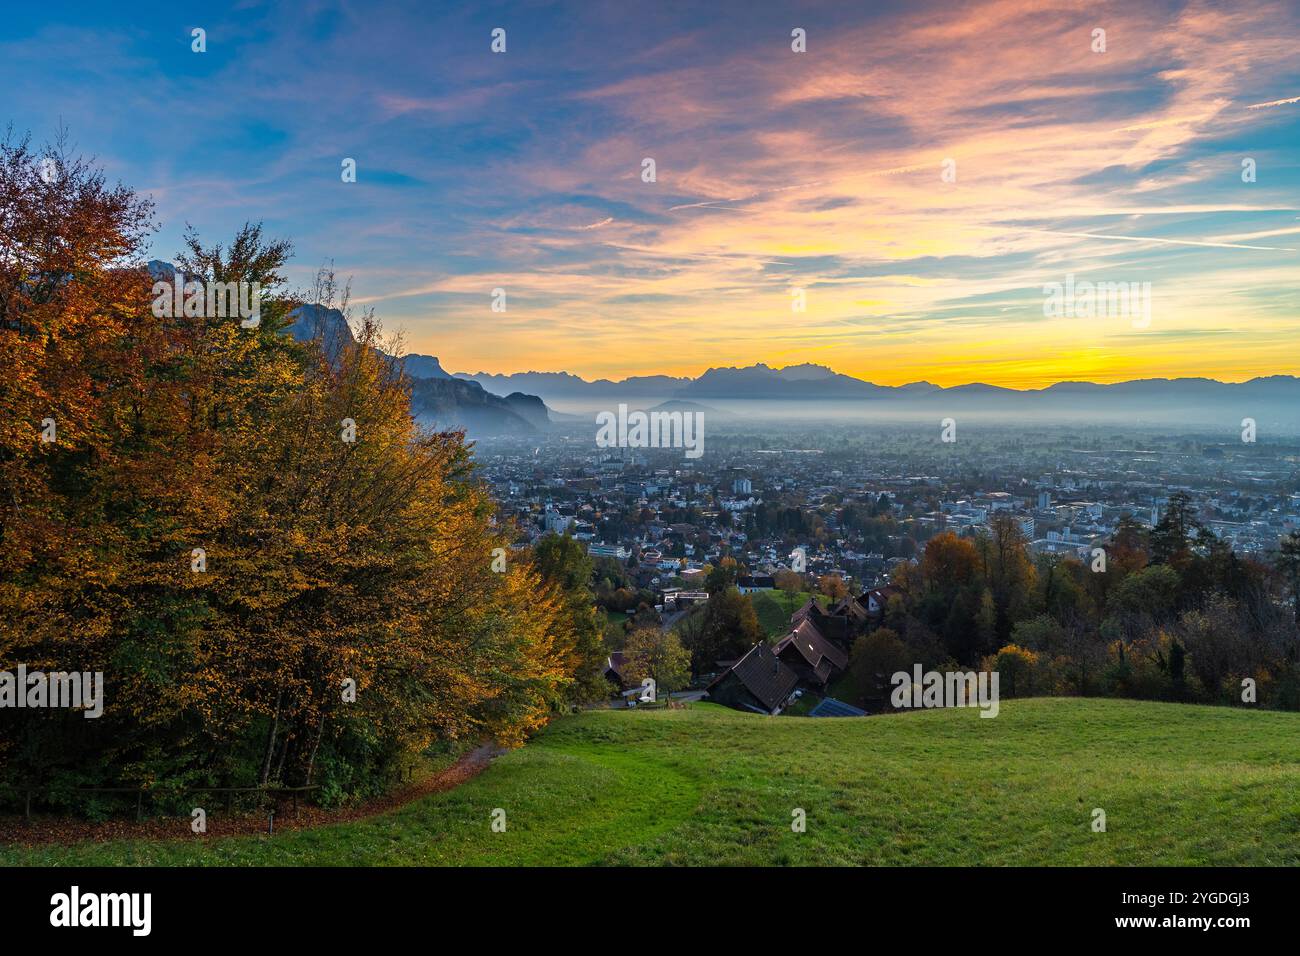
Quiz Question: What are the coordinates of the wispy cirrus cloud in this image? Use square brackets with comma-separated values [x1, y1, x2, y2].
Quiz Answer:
[1246, 95, 1300, 109]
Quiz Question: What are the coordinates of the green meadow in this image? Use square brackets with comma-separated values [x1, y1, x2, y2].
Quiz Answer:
[4, 698, 1298, 866]
[748, 589, 827, 636]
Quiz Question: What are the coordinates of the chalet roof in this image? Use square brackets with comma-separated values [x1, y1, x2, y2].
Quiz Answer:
[737, 575, 775, 588]
[775, 618, 849, 674]
[791, 598, 819, 623]
[859, 585, 900, 612]
[833, 596, 870, 621]
[709, 643, 798, 712]
[790, 600, 851, 645]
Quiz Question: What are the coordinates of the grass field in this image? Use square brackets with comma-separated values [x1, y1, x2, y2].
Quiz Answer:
[602, 608, 630, 644]
[4, 698, 1299, 866]
[749, 589, 826, 637]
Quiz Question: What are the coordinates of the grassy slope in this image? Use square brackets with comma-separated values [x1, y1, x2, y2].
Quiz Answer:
[749, 590, 826, 637]
[4, 698, 1299, 866]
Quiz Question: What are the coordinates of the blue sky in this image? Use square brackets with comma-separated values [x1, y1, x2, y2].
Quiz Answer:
[4, 0, 1298, 385]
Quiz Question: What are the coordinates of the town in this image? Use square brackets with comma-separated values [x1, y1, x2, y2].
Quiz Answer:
[480, 419, 1298, 596]
[474, 417, 1300, 715]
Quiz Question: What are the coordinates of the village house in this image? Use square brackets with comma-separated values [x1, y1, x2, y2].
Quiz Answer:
[773, 617, 849, 689]
[705, 643, 799, 715]
[858, 585, 900, 620]
[602, 652, 629, 692]
[789, 599, 854, 654]
[707, 587, 897, 715]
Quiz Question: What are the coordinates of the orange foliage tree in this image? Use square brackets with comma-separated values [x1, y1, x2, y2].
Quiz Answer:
[0, 132, 580, 808]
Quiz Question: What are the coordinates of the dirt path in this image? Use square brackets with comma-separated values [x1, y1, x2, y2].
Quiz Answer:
[0, 743, 506, 847]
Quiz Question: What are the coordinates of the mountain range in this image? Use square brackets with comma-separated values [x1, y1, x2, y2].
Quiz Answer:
[141, 259, 547, 436]
[141, 264, 1299, 434]
[282, 303, 548, 434]
[455, 361, 1300, 416]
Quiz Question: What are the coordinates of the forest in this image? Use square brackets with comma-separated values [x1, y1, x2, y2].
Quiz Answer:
[849, 504, 1300, 710]
[0, 134, 605, 815]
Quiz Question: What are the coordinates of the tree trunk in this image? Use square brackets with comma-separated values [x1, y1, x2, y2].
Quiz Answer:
[259, 689, 283, 786]
[304, 712, 327, 786]
[273, 730, 290, 783]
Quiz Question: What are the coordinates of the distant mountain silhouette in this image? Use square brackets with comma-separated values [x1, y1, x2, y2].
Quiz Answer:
[457, 361, 1300, 402]
[399, 353, 452, 380]
[450, 362, 1300, 429]
[456, 369, 689, 400]
[683, 363, 894, 399]
[277, 302, 548, 435]
[146, 264, 546, 435]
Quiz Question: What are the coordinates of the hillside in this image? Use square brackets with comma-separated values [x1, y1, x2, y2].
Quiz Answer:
[283, 301, 549, 435]
[748, 590, 828, 637]
[5, 699, 1298, 866]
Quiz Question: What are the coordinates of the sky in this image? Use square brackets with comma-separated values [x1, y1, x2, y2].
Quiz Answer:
[3, 0, 1298, 387]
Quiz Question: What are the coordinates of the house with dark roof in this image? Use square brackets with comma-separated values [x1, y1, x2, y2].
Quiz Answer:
[603, 652, 629, 692]
[736, 574, 776, 594]
[830, 594, 871, 627]
[705, 643, 799, 715]
[773, 617, 849, 688]
[790, 599, 853, 653]
[860, 585, 900, 619]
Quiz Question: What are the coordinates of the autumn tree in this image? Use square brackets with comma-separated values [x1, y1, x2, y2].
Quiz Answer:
[532, 532, 609, 705]
[976, 515, 1038, 643]
[774, 568, 804, 613]
[0, 136, 586, 811]
[985, 645, 1039, 698]
[1150, 491, 1198, 569]
[920, 531, 980, 591]
[819, 573, 848, 601]
[704, 556, 739, 595]
[623, 625, 692, 697]
[1275, 532, 1300, 625]
[681, 587, 764, 674]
